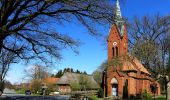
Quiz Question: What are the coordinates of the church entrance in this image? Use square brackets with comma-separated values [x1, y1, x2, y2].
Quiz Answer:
[111, 78, 118, 96]
[112, 84, 118, 96]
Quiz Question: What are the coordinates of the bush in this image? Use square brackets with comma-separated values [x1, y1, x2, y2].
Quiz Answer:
[89, 96, 99, 100]
[98, 88, 104, 98]
[142, 89, 152, 100]
[16, 89, 26, 94]
[70, 82, 81, 91]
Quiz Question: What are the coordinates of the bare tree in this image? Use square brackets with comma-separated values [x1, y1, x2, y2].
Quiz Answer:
[24, 65, 49, 94]
[128, 14, 170, 95]
[128, 14, 170, 75]
[31, 79, 42, 94]
[0, 0, 115, 63]
[25, 65, 49, 80]
[166, 49, 170, 77]
[0, 48, 17, 94]
[0, 0, 119, 94]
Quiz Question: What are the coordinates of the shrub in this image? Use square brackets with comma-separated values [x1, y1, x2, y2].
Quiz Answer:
[70, 82, 81, 91]
[98, 88, 104, 98]
[89, 96, 98, 100]
[16, 89, 26, 94]
[142, 89, 152, 100]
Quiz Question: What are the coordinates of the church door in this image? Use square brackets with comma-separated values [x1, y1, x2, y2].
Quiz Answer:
[111, 78, 118, 96]
[112, 84, 118, 96]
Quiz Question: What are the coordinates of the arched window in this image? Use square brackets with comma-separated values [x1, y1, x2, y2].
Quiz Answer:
[112, 47, 115, 58]
[116, 47, 118, 57]
[111, 77, 118, 84]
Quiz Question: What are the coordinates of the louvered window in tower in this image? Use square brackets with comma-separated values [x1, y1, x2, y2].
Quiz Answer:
[116, 47, 118, 57]
[112, 47, 115, 58]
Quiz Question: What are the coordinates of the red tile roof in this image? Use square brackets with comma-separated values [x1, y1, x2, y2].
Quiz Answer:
[44, 77, 59, 84]
[122, 54, 151, 75]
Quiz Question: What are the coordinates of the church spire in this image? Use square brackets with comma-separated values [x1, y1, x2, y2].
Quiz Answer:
[114, 0, 122, 21]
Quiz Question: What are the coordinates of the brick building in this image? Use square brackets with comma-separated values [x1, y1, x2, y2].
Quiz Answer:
[104, 0, 160, 97]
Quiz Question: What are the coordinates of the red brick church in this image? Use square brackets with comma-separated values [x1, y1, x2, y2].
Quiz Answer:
[104, 0, 160, 97]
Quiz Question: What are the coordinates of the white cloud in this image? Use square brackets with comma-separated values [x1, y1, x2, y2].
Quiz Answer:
[51, 69, 58, 74]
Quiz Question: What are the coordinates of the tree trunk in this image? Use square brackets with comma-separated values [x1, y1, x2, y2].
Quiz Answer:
[0, 81, 4, 96]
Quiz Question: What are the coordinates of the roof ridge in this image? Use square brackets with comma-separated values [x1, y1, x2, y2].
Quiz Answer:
[127, 55, 141, 71]
[127, 54, 150, 75]
[64, 72, 92, 76]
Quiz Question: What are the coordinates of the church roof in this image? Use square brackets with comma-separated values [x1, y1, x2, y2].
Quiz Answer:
[122, 54, 151, 75]
[122, 61, 137, 72]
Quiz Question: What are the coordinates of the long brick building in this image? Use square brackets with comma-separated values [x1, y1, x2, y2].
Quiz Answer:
[104, 0, 160, 97]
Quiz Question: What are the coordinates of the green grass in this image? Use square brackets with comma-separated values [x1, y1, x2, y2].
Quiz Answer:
[16, 89, 41, 96]
[154, 95, 166, 100]
[88, 96, 101, 100]
[15, 89, 26, 94]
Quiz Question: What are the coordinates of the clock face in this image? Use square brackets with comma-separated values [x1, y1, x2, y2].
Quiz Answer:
[113, 42, 117, 47]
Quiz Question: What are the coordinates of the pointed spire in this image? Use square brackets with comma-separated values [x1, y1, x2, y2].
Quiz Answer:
[114, 0, 122, 21]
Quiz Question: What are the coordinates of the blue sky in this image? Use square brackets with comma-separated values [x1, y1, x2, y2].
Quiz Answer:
[6, 0, 170, 84]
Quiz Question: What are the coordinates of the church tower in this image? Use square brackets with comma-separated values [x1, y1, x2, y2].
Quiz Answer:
[104, 0, 161, 97]
[107, 0, 128, 61]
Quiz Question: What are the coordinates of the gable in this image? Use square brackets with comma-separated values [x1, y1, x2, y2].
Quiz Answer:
[131, 56, 151, 75]
[121, 54, 151, 75]
[108, 24, 121, 42]
[122, 61, 138, 72]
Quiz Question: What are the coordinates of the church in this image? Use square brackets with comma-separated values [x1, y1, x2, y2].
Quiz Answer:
[104, 0, 161, 97]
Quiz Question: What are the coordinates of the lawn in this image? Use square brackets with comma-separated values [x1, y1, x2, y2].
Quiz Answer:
[154, 95, 166, 100]
[15, 89, 25, 94]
